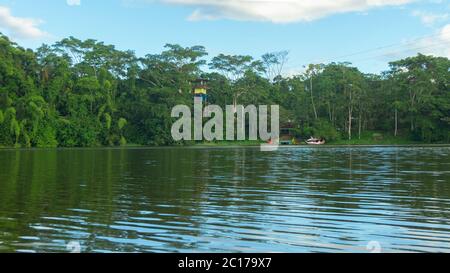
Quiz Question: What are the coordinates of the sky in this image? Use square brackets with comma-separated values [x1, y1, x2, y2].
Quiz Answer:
[0, 0, 449, 75]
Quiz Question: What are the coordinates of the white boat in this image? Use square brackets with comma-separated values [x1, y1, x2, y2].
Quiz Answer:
[306, 137, 325, 145]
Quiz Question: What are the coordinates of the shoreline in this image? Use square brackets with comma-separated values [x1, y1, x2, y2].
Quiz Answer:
[1, 143, 450, 151]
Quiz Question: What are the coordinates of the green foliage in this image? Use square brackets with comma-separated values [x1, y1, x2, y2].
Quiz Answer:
[5, 107, 16, 119]
[35, 120, 58, 147]
[10, 118, 20, 144]
[317, 120, 340, 141]
[120, 136, 127, 146]
[118, 118, 127, 130]
[303, 119, 340, 141]
[104, 113, 112, 130]
[0, 32, 449, 148]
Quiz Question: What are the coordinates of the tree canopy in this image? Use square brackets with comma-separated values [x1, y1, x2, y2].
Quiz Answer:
[0, 32, 449, 147]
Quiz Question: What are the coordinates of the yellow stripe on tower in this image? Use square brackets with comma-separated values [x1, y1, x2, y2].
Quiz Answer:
[194, 88, 207, 95]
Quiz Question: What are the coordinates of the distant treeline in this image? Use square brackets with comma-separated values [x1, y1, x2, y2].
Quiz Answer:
[0, 33, 449, 147]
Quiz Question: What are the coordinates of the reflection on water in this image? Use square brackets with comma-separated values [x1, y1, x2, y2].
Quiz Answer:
[0, 146, 449, 253]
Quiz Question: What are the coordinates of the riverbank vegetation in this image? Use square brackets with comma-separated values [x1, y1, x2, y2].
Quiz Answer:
[0, 33, 449, 147]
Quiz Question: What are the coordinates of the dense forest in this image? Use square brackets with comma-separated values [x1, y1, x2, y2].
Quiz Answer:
[0, 33, 449, 147]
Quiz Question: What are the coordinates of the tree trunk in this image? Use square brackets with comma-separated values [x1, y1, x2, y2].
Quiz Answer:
[310, 78, 318, 120]
[394, 108, 398, 137]
[348, 87, 352, 141]
[327, 102, 332, 122]
[358, 113, 362, 140]
[348, 106, 352, 140]
[332, 106, 336, 127]
[409, 89, 416, 132]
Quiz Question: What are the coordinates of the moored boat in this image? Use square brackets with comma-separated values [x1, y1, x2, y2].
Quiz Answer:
[306, 137, 325, 145]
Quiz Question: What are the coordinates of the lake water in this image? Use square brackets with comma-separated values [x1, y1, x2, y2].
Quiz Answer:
[0, 146, 449, 253]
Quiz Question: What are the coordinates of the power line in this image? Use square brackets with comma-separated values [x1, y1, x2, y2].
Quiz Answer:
[285, 28, 450, 70]
[350, 40, 450, 63]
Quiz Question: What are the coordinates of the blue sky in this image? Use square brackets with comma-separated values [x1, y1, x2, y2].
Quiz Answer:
[0, 0, 449, 74]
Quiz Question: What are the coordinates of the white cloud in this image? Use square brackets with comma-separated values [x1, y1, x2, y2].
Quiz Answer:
[0, 5, 48, 39]
[418, 23, 450, 57]
[381, 23, 450, 60]
[412, 10, 449, 26]
[161, 0, 415, 23]
[67, 0, 81, 6]
[284, 66, 307, 78]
